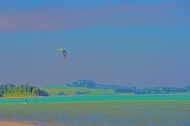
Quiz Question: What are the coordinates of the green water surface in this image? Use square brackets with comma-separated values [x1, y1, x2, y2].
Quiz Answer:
[0, 94, 190, 104]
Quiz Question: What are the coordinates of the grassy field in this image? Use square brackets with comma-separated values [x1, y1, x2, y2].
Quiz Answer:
[40, 85, 114, 96]
[0, 100, 190, 126]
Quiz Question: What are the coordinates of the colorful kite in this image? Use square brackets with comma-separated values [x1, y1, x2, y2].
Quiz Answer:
[56, 48, 67, 60]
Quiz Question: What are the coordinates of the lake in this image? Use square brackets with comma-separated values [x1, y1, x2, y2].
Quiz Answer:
[0, 94, 190, 104]
[0, 95, 190, 126]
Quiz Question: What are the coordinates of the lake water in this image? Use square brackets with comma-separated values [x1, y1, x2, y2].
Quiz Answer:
[0, 95, 190, 126]
[0, 94, 190, 104]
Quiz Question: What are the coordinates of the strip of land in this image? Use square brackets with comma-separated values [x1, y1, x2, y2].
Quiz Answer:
[0, 121, 37, 126]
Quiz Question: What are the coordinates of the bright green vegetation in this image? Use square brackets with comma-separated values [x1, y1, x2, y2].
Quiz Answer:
[0, 84, 49, 97]
[0, 100, 189, 125]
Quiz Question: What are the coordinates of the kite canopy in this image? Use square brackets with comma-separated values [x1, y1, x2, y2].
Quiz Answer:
[56, 48, 67, 60]
[56, 48, 65, 51]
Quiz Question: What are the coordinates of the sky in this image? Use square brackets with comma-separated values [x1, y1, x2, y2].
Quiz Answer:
[0, 0, 190, 87]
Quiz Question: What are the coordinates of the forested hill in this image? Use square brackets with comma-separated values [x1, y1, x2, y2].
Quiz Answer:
[0, 84, 49, 97]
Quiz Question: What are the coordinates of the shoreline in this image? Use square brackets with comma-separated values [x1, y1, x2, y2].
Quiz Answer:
[0, 121, 37, 126]
[0, 121, 71, 126]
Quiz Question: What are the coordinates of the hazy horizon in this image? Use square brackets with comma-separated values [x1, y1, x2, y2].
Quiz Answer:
[1, 0, 190, 87]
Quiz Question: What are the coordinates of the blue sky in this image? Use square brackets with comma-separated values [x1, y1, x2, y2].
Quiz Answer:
[0, 0, 190, 86]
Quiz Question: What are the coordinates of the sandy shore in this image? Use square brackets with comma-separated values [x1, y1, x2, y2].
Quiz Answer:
[0, 121, 37, 126]
[0, 121, 72, 126]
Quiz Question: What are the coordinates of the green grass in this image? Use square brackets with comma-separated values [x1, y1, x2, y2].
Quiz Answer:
[3, 92, 34, 97]
[0, 100, 190, 125]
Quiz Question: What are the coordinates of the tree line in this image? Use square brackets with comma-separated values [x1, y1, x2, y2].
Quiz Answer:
[67, 80, 190, 94]
[0, 84, 49, 97]
[114, 86, 190, 94]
